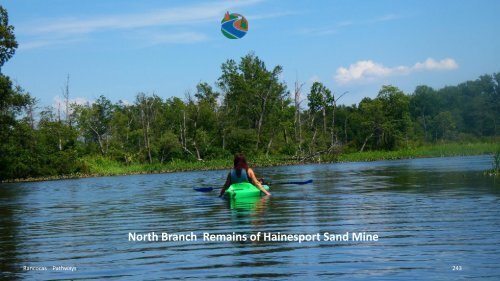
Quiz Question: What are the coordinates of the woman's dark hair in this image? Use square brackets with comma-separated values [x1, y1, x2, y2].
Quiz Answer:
[233, 153, 249, 176]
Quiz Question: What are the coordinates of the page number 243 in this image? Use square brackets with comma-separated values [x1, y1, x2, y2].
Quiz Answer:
[452, 265, 462, 271]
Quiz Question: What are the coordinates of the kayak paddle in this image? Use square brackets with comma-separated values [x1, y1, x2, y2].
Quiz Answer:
[193, 179, 312, 192]
[277, 179, 313, 185]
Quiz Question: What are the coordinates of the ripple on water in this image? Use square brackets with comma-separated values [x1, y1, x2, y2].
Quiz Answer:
[0, 155, 499, 280]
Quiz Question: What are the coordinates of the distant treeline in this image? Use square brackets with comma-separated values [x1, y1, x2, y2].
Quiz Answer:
[1, 52, 499, 179]
[0, 6, 499, 180]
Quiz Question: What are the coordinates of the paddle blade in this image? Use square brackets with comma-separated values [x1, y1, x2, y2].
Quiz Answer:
[193, 187, 214, 192]
[280, 179, 313, 185]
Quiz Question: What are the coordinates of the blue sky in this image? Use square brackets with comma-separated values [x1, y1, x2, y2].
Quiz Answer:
[2, 0, 500, 108]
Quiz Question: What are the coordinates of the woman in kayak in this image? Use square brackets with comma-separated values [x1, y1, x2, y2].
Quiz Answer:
[219, 153, 271, 197]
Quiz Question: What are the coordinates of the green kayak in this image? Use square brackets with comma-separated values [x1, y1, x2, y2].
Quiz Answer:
[223, 182, 270, 199]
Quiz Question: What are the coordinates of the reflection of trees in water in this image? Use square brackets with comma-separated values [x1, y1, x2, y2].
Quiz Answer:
[0, 186, 22, 280]
[364, 166, 500, 196]
[227, 196, 271, 244]
[228, 196, 269, 213]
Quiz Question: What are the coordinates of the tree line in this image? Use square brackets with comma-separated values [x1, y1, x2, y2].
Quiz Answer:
[1, 6, 499, 180]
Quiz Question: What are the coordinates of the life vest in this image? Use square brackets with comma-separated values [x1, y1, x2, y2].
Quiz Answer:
[230, 168, 249, 184]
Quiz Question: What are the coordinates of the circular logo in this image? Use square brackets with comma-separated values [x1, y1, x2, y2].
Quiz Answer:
[221, 12, 248, 39]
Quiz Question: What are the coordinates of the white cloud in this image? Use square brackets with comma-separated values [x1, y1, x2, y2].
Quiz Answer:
[25, 0, 263, 36]
[246, 11, 301, 21]
[53, 95, 91, 116]
[118, 99, 132, 106]
[19, 37, 86, 50]
[19, 0, 299, 49]
[20, 40, 55, 50]
[308, 75, 321, 83]
[334, 58, 458, 84]
[136, 31, 209, 46]
[300, 14, 401, 36]
[413, 58, 458, 71]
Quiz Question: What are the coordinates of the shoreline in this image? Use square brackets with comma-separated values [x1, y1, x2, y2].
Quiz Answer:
[2, 143, 497, 183]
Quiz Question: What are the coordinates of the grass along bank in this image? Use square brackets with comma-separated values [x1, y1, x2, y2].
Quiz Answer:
[337, 142, 498, 162]
[4, 142, 498, 183]
[484, 149, 500, 176]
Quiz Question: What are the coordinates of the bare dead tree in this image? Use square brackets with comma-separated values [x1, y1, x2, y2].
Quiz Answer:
[310, 128, 317, 154]
[57, 102, 62, 151]
[191, 99, 202, 160]
[360, 133, 373, 152]
[294, 80, 305, 152]
[344, 116, 348, 142]
[266, 125, 277, 157]
[26, 97, 37, 130]
[255, 82, 273, 150]
[181, 110, 194, 157]
[57, 102, 61, 123]
[63, 74, 71, 127]
[140, 107, 152, 163]
[421, 111, 428, 140]
[330, 91, 348, 149]
[137, 94, 157, 164]
[322, 105, 327, 134]
[88, 124, 107, 155]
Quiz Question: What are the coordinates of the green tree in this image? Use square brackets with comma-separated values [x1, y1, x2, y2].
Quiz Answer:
[307, 82, 333, 134]
[218, 52, 287, 151]
[492, 73, 500, 136]
[305, 82, 335, 155]
[195, 82, 219, 110]
[134, 93, 164, 163]
[431, 111, 456, 140]
[358, 97, 384, 151]
[37, 109, 82, 175]
[73, 96, 113, 156]
[108, 101, 136, 163]
[0, 76, 31, 179]
[356, 85, 412, 151]
[410, 85, 438, 141]
[377, 85, 412, 149]
[0, 5, 18, 71]
[158, 130, 182, 163]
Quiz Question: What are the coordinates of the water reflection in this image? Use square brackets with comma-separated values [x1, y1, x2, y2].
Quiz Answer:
[0, 185, 23, 281]
[0, 155, 499, 280]
[227, 195, 270, 212]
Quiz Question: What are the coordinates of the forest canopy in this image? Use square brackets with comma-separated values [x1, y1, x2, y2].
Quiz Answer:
[0, 6, 499, 180]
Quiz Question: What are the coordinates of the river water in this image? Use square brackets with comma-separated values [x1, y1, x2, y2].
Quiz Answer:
[1, 155, 499, 280]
